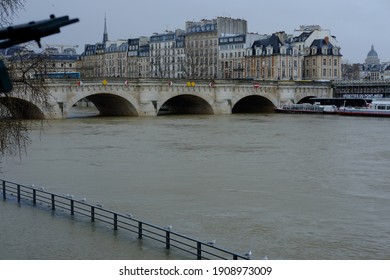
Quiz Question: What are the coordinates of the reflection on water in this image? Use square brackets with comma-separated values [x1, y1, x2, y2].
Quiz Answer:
[1, 113, 390, 260]
[67, 105, 99, 118]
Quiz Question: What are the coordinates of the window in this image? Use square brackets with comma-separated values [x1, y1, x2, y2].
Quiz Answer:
[323, 59, 326, 66]
[323, 69, 326, 77]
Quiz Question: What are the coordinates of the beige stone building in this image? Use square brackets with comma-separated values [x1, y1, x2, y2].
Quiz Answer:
[303, 37, 341, 80]
[79, 43, 105, 78]
[244, 33, 299, 80]
[127, 37, 150, 78]
[149, 30, 185, 78]
[184, 17, 247, 79]
[244, 26, 342, 81]
[105, 40, 128, 77]
[219, 33, 264, 79]
[78, 18, 342, 82]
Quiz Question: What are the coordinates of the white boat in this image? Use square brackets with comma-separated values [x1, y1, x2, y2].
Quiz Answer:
[275, 103, 338, 114]
[338, 99, 390, 117]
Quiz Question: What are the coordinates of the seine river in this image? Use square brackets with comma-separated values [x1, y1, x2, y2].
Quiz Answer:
[1, 112, 390, 260]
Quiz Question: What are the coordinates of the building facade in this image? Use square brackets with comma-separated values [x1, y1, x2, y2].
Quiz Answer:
[149, 30, 185, 78]
[78, 18, 342, 82]
[303, 37, 342, 80]
[243, 26, 342, 81]
[359, 45, 384, 80]
[127, 37, 150, 78]
[244, 32, 299, 80]
[105, 40, 128, 77]
[219, 33, 263, 79]
[184, 17, 248, 79]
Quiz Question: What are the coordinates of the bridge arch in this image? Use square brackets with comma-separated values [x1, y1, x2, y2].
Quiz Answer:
[0, 97, 45, 119]
[294, 86, 330, 104]
[231, 93, 277, 114]
[157, 93, 214, 115]
[66, 91, 139, 117]
[297, 95, 316, 104]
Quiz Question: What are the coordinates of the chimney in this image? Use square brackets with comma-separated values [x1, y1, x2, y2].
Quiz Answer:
[324, 36, 329, 45]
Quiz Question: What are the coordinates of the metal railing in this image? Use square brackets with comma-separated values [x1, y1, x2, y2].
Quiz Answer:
[1, 178, 250, 260]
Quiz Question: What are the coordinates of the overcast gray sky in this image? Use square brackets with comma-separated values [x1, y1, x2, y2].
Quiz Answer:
[12, 0, 390, 63]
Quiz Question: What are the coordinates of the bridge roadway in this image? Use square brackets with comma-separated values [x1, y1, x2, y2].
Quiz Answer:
[6, 79, 333, 119]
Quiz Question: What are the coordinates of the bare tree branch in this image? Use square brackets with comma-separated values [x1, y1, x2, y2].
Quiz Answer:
[0, 0, 25, 26]
[1, 46, 51, 163]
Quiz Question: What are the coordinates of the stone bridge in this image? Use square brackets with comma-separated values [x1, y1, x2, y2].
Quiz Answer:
[3, 79, 333, 119]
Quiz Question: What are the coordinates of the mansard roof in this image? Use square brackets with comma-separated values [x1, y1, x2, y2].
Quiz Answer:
[309, 38, 339, 55]
[252, 34, 282, 54]
[292, 31, 312, 43]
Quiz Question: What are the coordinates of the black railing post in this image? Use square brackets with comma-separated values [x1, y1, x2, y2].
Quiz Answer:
[233, 254, 238, 260]
[70, 200, 74, 215]
[91, 206, 95, 222]
[197, 242, 202, 260]
[17, 185, 21, 203]
[114, 213, 118, 230]
[32, 189, 36, 205]
[165, 231, 171, 250]
[51, 194, 55, 210]
[138, 222, 143, 239]
[2, 181, 6, 200]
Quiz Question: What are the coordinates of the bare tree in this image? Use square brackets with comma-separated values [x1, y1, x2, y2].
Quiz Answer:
[1, 47, 53, 160]
[181, 46, 211, 79]
[0, 0, 25, 26]
[0, 1, 53, 165]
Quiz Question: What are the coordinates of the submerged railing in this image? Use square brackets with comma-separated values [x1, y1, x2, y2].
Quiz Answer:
[1, 178, 250, 260]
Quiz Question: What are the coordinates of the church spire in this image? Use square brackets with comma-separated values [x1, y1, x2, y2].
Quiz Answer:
[103, 14, 108, 44]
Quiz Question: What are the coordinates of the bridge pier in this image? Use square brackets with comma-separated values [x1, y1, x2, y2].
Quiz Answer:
[139, 102, 158, 117]
[50, 102, 67, 119]
[214, 89, 233, 114]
